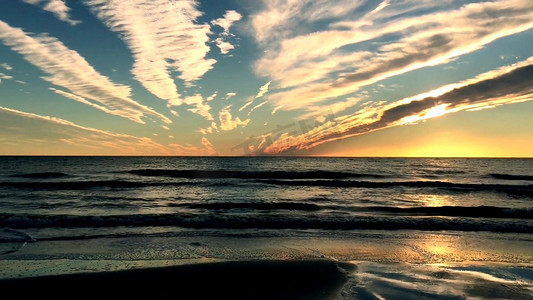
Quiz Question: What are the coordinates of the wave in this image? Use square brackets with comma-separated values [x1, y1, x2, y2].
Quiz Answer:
[0, 228, 35, 243]
[365, 206, 533, 219]
[127, 169, 386, 179]
[2, 178, 532, 196]
[258, 180, 533, 196]
[170, 202, 320, 211]
[9, 172, 69, 179]
[0, 180, 192, 190]
[170, 202, 530, 219]
[0, 213, 531, 233]
[489, 173, 533, 181]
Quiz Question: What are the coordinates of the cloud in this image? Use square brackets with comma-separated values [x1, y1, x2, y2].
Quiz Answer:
[238, 81, 272, 114]
[212, 10, 242, 35]
[256, 57, 533, 154]
[198, 122, 219, 135]
[24, 0, 80, 26]
[248, 100, 268, 116]
[201, 136, 216, 155]
[214, 38, 235, 55]
[226, 92, 237, 100]
[170, 110, 179, 117]
[219, 105, 250, 131]
[297, 96, 364, 121]
[0, 73, 13, 81]
[211, 10, 242, 55]
[250, 0, 365, 43]
[167, 141, 217, 156]
[0, 106, 172, 155]
[183, 94, 213, 121]
[271, 105, 283, 115]
[0, 106, 221, 156]
[206, 91, 218, 101]
[49, 87, 128, 119]
[255, 80, 272, 98]
[86, 0, 216, 105]
[251, 0, 533, 111]
[0, 21, 169, 124]
[239, 98, 254, 111]
[0, 63, 12, 70]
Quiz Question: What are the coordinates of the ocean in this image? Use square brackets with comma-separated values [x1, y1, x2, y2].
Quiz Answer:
[1, 157, 532, 298]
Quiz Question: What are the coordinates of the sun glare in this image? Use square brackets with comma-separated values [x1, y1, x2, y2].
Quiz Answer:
[423, 104, 449, 119]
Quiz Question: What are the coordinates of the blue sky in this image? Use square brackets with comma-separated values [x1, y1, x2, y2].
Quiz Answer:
[1, 0, 532, 156]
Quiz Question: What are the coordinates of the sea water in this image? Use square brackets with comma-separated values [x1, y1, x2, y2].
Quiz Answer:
[0, 157, 532, 296]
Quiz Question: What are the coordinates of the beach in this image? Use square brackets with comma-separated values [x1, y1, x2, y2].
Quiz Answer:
[0, 157, 532, 298]
[1, 229, 532, 299]
[1, 258, 532, 299]
[0, 260, 347, 299]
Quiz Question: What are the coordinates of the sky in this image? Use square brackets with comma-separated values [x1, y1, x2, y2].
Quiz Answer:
[0, 0, 532, 157]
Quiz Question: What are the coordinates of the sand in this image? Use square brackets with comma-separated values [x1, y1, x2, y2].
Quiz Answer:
[2, 259, 532, 299]
[1, 231, 532, 299]
[0, 260, 348, 299]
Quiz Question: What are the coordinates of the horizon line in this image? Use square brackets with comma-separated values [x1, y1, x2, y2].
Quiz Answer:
[1, 155, 532, 159]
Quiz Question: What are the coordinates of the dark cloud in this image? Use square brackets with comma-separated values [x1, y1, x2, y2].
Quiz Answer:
[439, 65, 533, 108]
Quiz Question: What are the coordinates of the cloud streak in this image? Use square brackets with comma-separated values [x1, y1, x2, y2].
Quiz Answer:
[86, 0, 216, 105]
[0, 106, 220, 155]
[201, 136, 216, 155]
[24, 0, 80, 25]
[0, 106, 170, 155]
[0, 20, 170, 124]
[257, 57, 533, 154]
[256, 81, 272, 98]
[252, 0, 533, 111]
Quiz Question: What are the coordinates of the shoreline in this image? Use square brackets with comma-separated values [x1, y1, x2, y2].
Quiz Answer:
[1, 258, 532, 299]
[1, 229, 532, 299]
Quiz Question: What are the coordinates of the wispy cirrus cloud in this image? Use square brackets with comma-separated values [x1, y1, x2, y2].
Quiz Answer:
[259, 57, 533, 154]
[255, 80, 272, 98]
[201, 136, 216, 155]
[238, 98, 255, 112]
[248, 100, 268, 116]
[24, 0, 80, 25]
[251, 0, 365, 44]
[0, 20, 170, 124]
[251, 0, 533, 111]
[239, 81, 272, 113]
[0, 106, 170, 155]
[86, 0, 216, 105]
[0, 106, 219, 155]
[167, 141, 217, 156]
